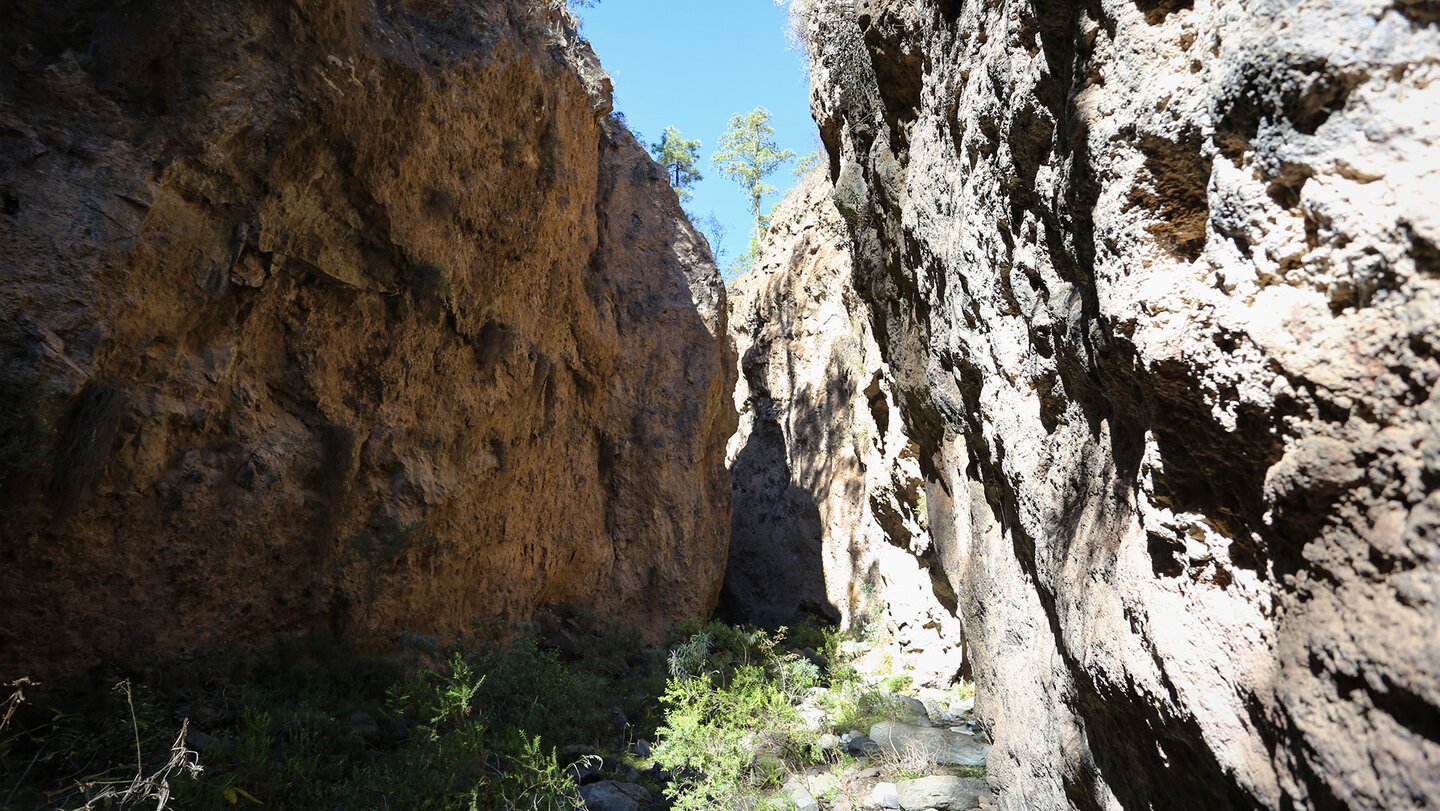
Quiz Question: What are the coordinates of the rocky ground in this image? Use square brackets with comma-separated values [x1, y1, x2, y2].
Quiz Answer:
[559, 634, 996, 811]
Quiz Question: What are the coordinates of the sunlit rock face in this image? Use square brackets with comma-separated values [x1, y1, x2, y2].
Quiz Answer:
[726, 172, 964, 688]
[805, 0, 1440, 807]
[0, 0, 735, 684]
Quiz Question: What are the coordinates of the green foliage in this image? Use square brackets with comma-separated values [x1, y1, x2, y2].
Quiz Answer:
[649, 126, 704, 203]
[713, 107, 795, 244]
[652, 624, 837, 809]
[794, 149, 824, 178]
[813, 674, 894, 736]
[726, 234, 764, 281]
[0, 625, 638, 810]
[653, 667, 813, 811]
[4, 616, 944, 811]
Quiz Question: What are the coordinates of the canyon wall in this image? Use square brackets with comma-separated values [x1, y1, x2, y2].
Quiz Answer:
[804, 0, 1440, 808]
[725, 172, 964, 687]
[0, 0, 735, 685]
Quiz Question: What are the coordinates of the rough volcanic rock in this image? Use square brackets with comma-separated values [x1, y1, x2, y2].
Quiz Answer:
[725, 172, 963, 686]
[803, 0, 1440, 808]
[0, 0, 735, 685]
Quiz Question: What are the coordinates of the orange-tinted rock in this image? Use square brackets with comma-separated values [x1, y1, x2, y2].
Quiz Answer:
[0, 0, 734, 684]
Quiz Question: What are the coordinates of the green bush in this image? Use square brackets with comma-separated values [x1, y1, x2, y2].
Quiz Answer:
[653, 666, 814, 811]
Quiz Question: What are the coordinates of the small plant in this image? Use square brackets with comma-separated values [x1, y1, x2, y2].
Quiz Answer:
[668, 627, 714, 681]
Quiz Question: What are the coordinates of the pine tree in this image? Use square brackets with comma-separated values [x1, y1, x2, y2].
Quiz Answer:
[650, 127, 704, 203]
[712, 107, 795, 242]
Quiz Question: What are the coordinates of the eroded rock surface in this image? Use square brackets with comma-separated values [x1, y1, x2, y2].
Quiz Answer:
[0, 0, 734, 684]
[803, 0, 1440, 807]
[725, 172, 964, 686]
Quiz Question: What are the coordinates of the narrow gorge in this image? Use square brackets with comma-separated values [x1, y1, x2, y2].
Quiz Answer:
[1, 0, 1437, 809]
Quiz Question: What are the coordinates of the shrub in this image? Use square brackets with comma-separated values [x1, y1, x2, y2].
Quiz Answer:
[652, 666, 813, 810]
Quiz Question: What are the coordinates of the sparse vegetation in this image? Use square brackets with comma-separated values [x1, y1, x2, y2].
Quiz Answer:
[713, 107, 797, 275]
[649, 126, 704, 203]
[2, 612, 973, 810]
[0, 618, 631, 810]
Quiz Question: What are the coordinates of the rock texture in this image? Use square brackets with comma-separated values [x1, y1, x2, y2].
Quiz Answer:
[803, 0, 1440, 808]
[0, 0, 734, 684]
[725, 172, 964, 686]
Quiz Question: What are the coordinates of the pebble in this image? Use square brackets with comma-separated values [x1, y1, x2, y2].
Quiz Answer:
[871, 781, 902, 809]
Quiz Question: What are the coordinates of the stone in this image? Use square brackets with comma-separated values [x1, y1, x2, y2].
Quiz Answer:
[782, 777, 820, 811]
[0, 0, 735, 683]
[845, 733, 881, 756]
[889, 694, 932, 725]
[819, 732, 842, 750]
[800, 0, 1440, 807]
[805, 771, 839, 798]
[566, 757, 605, 787]
[869, 722, 989, 767]
[894, 776, 985, 811]
[722, 172, 965, 687]
[578, 781, 651, 811]
[871, 781, 902, 809]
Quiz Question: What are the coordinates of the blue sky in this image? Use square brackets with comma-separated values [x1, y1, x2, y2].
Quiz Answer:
[578, 1, 820, 276]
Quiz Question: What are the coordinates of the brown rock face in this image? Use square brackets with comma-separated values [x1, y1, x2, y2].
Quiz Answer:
[0, 0, 735, 684]
[726, 172, 963, 687]
[803, 0, 1440, 808]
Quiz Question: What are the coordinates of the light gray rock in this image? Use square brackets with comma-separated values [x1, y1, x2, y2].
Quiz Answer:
[800, 0, 1440, 808]
[723, 173, 965, 687]
[578, 780, 650, 811]
[889, 694, 933, 725]
[895, 776, 985, 811]
[870, 721, 989, 767]
[871, 781, 902, 809]
[782, 777, 821, 811]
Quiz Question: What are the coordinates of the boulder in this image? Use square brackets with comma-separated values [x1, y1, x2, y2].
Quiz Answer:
[578, 781, 651, 811]
[870, 722, 989, 767]
[895, 776, 985, 811]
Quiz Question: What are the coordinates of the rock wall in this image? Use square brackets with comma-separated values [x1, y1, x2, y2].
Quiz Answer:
[725, 171, 964, 688]
[803, 0, 1440, 808]
[0, 0, 735, 685]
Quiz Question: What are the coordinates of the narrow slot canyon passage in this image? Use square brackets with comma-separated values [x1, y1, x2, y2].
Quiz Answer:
[1, 0, 1437, 809]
